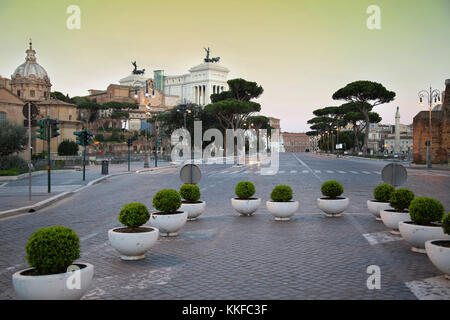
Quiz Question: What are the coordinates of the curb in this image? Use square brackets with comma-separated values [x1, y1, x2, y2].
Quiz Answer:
[0, 171, 132, 220]
[0, 169, 79, 182]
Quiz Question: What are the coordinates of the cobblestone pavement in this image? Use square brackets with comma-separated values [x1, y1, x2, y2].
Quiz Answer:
[0, 153, 449, 300]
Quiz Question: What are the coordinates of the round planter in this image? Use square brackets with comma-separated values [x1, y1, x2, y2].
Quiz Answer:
[317, 197, 349, 217]
[12, 263, 94, 300]
[380, 209, 410, 235]
[149, 211, 187, 237]
[399, 221, 450, 253]
[425, 240, 450, 279]
[180, 201, 206, 221]
[231, 198, 261, 216]
[367, 200, 392, 220]
[266, 201, 299, 221]
[108, 227, 159, 260]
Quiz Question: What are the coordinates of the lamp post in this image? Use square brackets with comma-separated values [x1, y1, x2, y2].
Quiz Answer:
[418, 86, 441, 168]
[177, 102, 192, 162]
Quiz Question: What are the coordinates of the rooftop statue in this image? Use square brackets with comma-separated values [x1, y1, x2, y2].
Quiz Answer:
[131, 61, 145, 75]
[204, 47, 220, 63]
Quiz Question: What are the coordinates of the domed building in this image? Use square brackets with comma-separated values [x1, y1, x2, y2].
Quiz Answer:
[11, 41, 52, 101]
[0, 41, 81, 156]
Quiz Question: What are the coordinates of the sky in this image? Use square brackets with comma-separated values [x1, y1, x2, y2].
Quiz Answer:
[0, 0, 449, 132]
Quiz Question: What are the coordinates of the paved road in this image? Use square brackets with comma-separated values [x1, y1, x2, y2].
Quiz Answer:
[0, 152, 449, 299]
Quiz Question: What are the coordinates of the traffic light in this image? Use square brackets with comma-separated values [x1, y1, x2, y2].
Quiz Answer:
[74, 130, 83, 145]
[127, 137, 133, 147]
[36, 119, 47, 140]
[84, 130, 93, 146]
[51, 119, 60, 138]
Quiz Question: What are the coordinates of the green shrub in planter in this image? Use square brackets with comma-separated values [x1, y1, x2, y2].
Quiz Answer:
[442, 213, 450, 235]
[153, 189, 181, 214]
[25, 226, 80, 275]
[270, 185, 293, 202]
[374, 184, 395, 202]
[321, 180, 343, 199]
[389, 188, 414, 212]
[179, 184, 200, 202]
[235, 181, 255, 199]
[409, 197, 444, 225]
[118, 203, 150, 229]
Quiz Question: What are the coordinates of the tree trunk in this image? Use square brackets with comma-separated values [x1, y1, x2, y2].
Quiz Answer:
[353, 127, 358, 155]
[363, 109, 370, 156]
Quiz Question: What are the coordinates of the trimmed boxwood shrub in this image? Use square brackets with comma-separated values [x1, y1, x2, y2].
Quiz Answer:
[180, 184, 200, 202]
[442, 213, 450, 235]
[57, 139, 79, 156]
[118, 203, 150, 229]
[271, 185, 293, 202]
[374, 184, 395, 202]
[25, 226, 80, 275]
[389, 188, 414, 212]
[0, 155, 28, 171]
[153, 189, 181, 214]
[409, 197, 444, 225]
[321, 180, 343, 199]
[235, 181, 255, 199]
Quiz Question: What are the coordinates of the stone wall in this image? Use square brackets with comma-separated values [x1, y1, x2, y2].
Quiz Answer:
[413, 79, 450, 163]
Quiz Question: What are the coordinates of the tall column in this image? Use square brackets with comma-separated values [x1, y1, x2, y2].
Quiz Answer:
[394, 106, 400, 154]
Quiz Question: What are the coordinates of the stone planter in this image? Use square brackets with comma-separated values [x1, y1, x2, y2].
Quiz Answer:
[399, 221, 450, 253]
[108, 227, 159, 260]
[12, 263, 94, 300]
[180, 201, 206, 221]
[380, 209, 410, 235]
[367, 200, 392, 220]
[317, 197, 349, 217]
[149, 211, 187, 237]
[266, 201, 299, 221]
[231, 198, 261, 216]
[425, 240, 450, 279]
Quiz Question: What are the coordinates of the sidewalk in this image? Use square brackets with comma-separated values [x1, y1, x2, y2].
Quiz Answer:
[0, 161, 172, 218]
[407, 163, 450, 171]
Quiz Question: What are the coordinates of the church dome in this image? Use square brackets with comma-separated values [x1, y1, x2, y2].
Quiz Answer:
[12, 41, 49, 80]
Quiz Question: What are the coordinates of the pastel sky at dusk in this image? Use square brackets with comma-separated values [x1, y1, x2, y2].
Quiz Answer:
[0, 0, 449, 132]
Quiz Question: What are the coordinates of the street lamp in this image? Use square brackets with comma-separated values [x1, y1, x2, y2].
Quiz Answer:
[418, 86, 441, 168]
[177, 101, 193, 162]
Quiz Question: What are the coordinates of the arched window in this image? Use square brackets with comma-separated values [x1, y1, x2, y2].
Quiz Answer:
[0, 111, 6, 125]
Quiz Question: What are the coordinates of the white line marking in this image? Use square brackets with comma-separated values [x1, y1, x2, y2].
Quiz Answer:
[362, 171, 371, 174]
[405, 276, 450, 300]
[290, 170, 297, 173]
[278, 170, 285, 174]
[302, 170, 309, 173]
[292, 154, 321, 181]
[350, 171, 359, 174]
[374, 171, 381, 174]
[338, 171, 346, 173]
[314, 170, 321, 173]
[326, 170, 334, 173]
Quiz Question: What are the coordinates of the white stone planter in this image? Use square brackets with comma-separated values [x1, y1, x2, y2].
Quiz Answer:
[380, 209, 410, 235]
[399, 221, 450, 253]
[180, 201, 206, 221]
[266, 201, 299, 221]
[317, 197, 349, 217]
[12, 263, 94, 300]
[425, 240, 450, 279]
[149, 211, 187, 237]
[367, 200, 392, 220]
[231, 198, 261, 216]
[108, 227, 159, 260]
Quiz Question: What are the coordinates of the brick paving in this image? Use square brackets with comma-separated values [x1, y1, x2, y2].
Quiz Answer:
[0, 153, 449, 300]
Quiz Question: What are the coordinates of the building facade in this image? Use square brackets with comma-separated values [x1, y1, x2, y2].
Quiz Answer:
[163, 60, 230, 106]
[281, 132, 310, 152]
[0, 42, 82, 156]
[413, 79, 450, 164]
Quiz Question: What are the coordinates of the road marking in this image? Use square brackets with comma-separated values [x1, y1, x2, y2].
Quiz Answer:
[362, 171, 371, 174]
[374, 171, 381, 174]
[338, 170, 346, 173]
[291, 154, 321, 181]
[326, 170, 334, 173]
[362, 231, 403, 245]
[302, 170, 309, 173]
[405, 276, 450, 300]
[278, 170, 285, 174]
[350, 171, 359, 174]
[290, 170, 297, 173]
[314, 170, 321, 173]
[80, 233, 98, 242]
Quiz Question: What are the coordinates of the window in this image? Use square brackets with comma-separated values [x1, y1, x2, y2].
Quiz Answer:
[0, 112, 6, 125]
[30, 90, 35, 97]
[17, 90, 21, 97]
